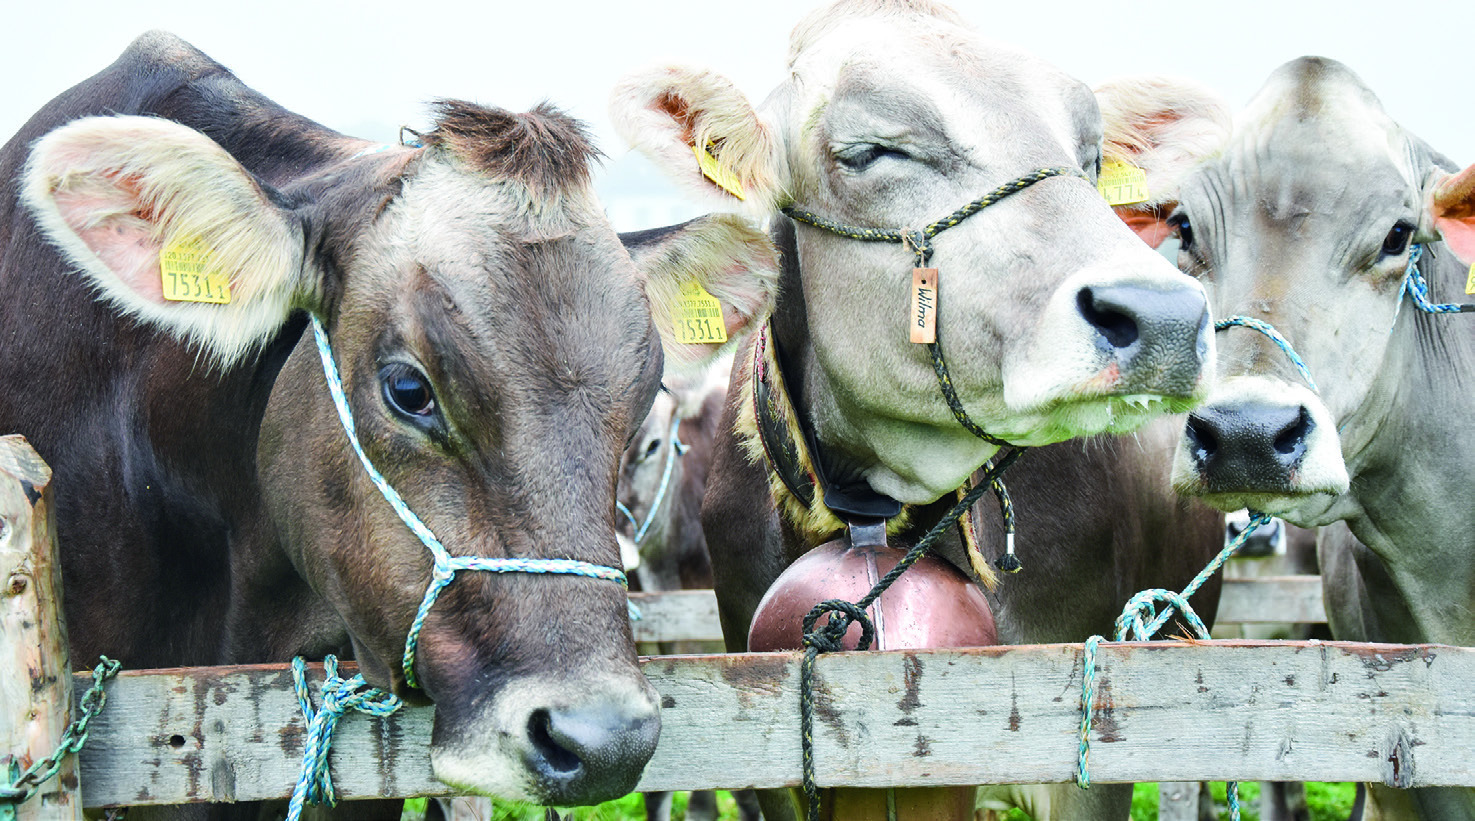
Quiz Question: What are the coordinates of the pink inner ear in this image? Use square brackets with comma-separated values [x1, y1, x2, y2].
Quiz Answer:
[1433, 163, 1475, 265]
[1433, 215, 1475, 266]
[52, 187, 167, 304]
[1115, 206, 1174, 249]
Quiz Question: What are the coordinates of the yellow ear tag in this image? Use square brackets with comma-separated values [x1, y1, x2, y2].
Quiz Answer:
[160, 236, 232, 304]
[692, 142, 746, 200]
[674, 280, 728, 344]
[1465, 262, 1475, 295]
[1098, 159, 1150, 207]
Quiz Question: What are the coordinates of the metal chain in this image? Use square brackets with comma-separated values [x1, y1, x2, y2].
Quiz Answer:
[1, 656, 121, 809]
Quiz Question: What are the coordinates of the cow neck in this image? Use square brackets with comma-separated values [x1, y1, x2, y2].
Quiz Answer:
[1339, 245, 1475, 643]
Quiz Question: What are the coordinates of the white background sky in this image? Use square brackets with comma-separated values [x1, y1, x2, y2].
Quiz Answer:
[5, 1, 1471, 230]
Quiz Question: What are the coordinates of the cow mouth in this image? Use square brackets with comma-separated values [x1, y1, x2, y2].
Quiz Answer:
[988, 390, 1194, 447]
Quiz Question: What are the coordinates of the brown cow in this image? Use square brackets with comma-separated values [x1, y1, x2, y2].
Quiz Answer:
[0, 32, 778, 818]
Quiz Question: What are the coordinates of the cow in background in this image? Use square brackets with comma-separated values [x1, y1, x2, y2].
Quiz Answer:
[1146, 56, 1475, 820]
[0, 32, 780, 818]
[612, 2, 1231, 818]
[614, 353, 764, 821]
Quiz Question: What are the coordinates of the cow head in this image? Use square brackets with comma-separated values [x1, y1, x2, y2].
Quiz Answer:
[22, 104, 777, 804]
[1144, 57, 1475, 524]
[611, 0, 1224, 505]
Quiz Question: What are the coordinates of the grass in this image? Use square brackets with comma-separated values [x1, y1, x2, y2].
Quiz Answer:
[403, 782, 1358, 820]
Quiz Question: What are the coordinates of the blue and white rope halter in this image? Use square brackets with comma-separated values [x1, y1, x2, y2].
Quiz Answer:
[1400, 243, 1475, 315]
[309, 314, 634, 689]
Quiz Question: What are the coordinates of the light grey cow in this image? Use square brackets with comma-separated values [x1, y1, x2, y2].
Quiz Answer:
[612, 2, 1230, 819]
[1149, 57, 1475, 820]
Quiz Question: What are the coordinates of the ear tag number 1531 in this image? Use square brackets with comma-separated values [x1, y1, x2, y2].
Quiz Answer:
[674, 280, 728, 344]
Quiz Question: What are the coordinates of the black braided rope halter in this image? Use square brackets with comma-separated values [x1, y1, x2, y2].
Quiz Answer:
[783, 166, 1084, 819]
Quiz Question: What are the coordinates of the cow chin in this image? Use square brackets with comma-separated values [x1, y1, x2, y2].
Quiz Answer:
[428, 674, 661, 806]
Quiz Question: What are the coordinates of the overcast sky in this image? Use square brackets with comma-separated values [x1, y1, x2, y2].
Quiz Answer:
[6, 1, 1472, 229]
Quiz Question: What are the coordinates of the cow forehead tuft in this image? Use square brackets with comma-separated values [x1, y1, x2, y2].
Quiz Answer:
[424, 100, 602, 195]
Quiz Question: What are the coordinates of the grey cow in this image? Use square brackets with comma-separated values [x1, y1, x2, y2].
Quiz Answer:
[1146, 57, 1475, 820]
[611, 1, 1230, 819]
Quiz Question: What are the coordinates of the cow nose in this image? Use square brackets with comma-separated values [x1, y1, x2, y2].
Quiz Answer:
[524, 697, 661, 803]
[1185, 402, 1313, 491]
[1077, 284, 1211, 396]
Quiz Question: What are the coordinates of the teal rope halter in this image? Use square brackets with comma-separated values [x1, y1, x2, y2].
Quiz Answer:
[308, 315, 633, 689]
[1214, 315, 1318, 393]
[285, 315, 634, 820]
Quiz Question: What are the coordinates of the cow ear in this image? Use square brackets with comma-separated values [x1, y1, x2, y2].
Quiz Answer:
[1429, 163, 1475, 264]
[627, 214, 778, 372]
[1095, 76, 1231, 248]
[610, 65, 786, 214]
[22, 115, 311, 365]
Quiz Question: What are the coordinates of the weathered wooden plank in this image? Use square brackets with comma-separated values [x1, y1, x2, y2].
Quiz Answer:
[629, 580, 1325, 648]
[78, 640, 1475, 808]
[629, 591, 724, 644]
[0, 435, 82, 820]
[1218, 576, 1325, 625]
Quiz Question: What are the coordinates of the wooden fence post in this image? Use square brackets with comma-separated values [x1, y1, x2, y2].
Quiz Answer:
[0, 435, 80, 820]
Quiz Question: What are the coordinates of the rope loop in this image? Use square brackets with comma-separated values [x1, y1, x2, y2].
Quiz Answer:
[1075, 511, 1272, 819]
[288, 655, 403, 821]
[1401, 244, 1475, 314]
[801, 599, 876, 654]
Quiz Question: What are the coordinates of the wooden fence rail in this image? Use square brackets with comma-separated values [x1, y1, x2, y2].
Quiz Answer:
[79, 639, 1472, 809]
[626, 576, 1327, 646]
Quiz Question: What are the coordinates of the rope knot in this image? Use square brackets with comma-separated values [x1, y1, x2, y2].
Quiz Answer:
[801, 599, 874, 654]
[901, 229, 933, 266]
[289, 655, 403, 819]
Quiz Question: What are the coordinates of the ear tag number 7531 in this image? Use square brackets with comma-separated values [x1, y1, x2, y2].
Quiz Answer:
[160, 236, 232, 304]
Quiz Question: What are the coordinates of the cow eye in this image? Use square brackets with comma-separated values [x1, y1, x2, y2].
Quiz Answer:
[1381, 221, 1415, 257]
[380, 363, 436, 418]
[834, 143, 908, 171]
[641, 439, 662, 461]
[1171, 213, 1195, 251]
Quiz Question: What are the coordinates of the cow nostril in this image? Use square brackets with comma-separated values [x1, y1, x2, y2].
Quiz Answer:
[528, 709, 582, 775]
[1077, 287, 1140, 349]
[1185, 413, 1220, 461]
[1273, 406, 1314, 456]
